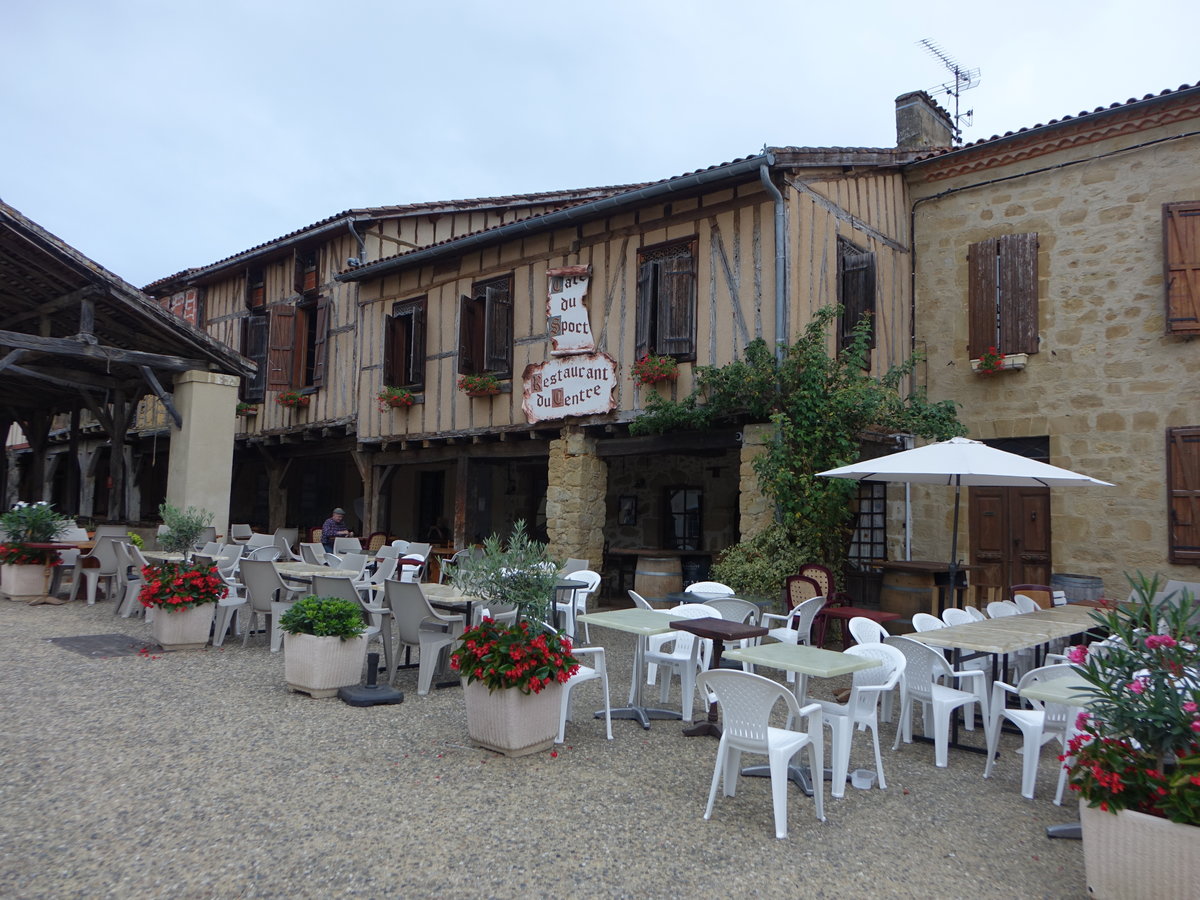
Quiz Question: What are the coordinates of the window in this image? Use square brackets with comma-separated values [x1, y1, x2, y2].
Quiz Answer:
[636, 239, 697, 361]
[967, 233, 1038, 358]
[246, 266, 265, 309]
[295, 247, 320, 296]
[847, 482, 887, 565]
[266, 297, 328, 391]
[664, 486, 702, 551]
[1164, 202, 1200, 335]
[458, 275, 513, 378]
[837, 237, 876, 353]
[240, 311, 268, 402]
[1167, 426, 1200, 564]
[384, 297, 427, 389]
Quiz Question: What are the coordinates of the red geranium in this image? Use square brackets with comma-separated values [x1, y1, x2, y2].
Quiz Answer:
[450, 618, 579, 695]
[139, 560, 227, 610]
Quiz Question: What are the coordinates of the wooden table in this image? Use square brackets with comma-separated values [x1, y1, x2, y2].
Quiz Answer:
[724, 642, 877, 794]
[668, 617, 768, 738]
[578, 608, 687, 729]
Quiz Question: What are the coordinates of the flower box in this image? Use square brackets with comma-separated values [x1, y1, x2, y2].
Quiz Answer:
[284, 632, 368, 698]
[1, 563, 50, 602]
[969, 352, 1028, 374]
[276, 392, 311, 409]
[457, 374, 504, 397]
[463, 679, 563, 757]
[630, 353, 679, 386]
[1080, 801, 1200, 899]
[152, 603, 215, 651]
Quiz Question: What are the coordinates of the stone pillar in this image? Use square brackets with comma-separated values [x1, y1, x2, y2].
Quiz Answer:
[166, 370, 239, 538]
[545, 426, 607, 565]
[739, 423, 776, 540]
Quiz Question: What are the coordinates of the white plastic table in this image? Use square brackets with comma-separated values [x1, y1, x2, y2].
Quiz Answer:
[578, 608, 686, 729]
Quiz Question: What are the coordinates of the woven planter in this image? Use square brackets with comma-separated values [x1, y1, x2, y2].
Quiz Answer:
[283, 632, 368, 698]
[463, 679, 562, 757]
[1, 563, 50, 601]
[1080, 800, 1200, 899]
[152, 603, 216, 651]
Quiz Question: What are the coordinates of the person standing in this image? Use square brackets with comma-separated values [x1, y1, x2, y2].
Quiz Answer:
[321, 507, 354, 553]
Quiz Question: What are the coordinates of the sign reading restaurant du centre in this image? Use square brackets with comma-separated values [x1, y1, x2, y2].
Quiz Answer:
[522, 265, 619, 423]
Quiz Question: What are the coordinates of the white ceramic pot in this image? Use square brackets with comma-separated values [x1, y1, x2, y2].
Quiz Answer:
[152, 603, 216, 651]
[283, 632, 368, 698]
[1, 563, 50, 601]
[463, 679, 563, 757]
[1080, 800, 1200, 899]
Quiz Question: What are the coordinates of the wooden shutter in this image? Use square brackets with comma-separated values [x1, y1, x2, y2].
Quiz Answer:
[483, 280, 512, 374]
[266, 304, 295, 389]
[1168, 426, 1200, 564]
[458, 294, 478, 375]
[310, 297, 329, 387]
[838, 241, 877, 350]
[241, 313, 269, 401]
[998, 233, 1038, 354]
[967, 237, 998, 358]
[246, 267, 265, 309]
[1165, 202, 1200, 334]
[408, 301, 426, 387]
[657, 252, 696, 360]
[635, 259, 655, 357]
[383, 313, 403, 386]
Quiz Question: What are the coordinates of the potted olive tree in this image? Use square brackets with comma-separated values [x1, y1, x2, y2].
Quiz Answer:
[279, 595, 368, 698]
[448, 521, 579, 756]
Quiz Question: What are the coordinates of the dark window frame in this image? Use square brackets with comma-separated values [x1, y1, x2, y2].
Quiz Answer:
[837, 236, 877, 354]
[385, 297, 427, 389]
[458, 275, 513, 378]
[264, 295, 328, 392]
[636, 238, 697, 362]
[967, 233, 1038, 358]
[663, 484, 702, 551]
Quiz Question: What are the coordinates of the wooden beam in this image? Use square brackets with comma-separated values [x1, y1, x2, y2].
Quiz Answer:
[139, 366, 182, 428]
[0, 329, 211, 372]
[0, 285, 103, 331]
[0, 349, 27, 375]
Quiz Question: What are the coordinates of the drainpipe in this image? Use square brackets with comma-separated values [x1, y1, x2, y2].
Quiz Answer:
[759, 163, 788, 359]
[345, 217, 367, 266]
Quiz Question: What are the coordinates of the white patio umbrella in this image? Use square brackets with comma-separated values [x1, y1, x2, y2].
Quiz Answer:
[816, 436, 1113, 601]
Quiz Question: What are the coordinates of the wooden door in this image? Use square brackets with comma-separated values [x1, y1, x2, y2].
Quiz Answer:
[969, 486, 1051, 594]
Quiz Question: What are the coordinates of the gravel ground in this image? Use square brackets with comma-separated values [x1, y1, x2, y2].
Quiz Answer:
[0, 598, 1087, 899]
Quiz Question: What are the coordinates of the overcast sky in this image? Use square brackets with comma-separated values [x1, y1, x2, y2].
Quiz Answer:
[3, 0, 1197, 288]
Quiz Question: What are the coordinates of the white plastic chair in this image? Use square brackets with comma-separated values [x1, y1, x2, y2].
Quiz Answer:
[243, 533, 275, 552]
[1013, 594, 1040, 614]
[559, 557, 589, 576]
[555, 570, 601, 640]
[697, 669, 825, 838]
[987, 600, 1019, 618]
[299, 542, 326, 565]
[273, 532, 302, 562]
[229, 524, 254, 545]
[247, 545, 283, 562]
[332, 537, 363, 555]
[313, 573, 391, 681]
[628, 589, 654, 610]
[760, 596, 826, 683]
[111, 542, 143, 617]
[701, 596, 762, 672]
[983, 663, 1076, 801]
[332, 553, 368, 580]
[117, 543, 154, 617]
[685, 581, 735, 598]
[848, 616, 889, 645]
[810, 643, 906, 799]
[384, 579, 465, 695]
[643, 603, 714, 723]
[942, 608, 974, 627]
[557, 636, 612, 743]
[239, 559, 302, 652]
[68, 536, 121, 605]
[885, 635, 987, 767]
[963, 605, 987, 622]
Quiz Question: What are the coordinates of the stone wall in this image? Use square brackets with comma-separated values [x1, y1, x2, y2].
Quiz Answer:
[738, 423, 776, 540]
[909, 121, 1200, 591]
[545, 427, 607, 565]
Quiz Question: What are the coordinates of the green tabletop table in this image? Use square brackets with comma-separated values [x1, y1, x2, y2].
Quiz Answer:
[579, 608, 687, 729]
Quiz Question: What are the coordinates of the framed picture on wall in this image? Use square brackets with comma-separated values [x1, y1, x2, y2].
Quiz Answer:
[618, 495, 637, 526]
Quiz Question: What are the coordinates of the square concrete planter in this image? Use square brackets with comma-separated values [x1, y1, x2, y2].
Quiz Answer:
[152, 603, 216, 651]
[1, 563, 50, 601]
[463, 679, 562, 757]
[1080, 800, 1200, 898]
[283, 632, 368, 698]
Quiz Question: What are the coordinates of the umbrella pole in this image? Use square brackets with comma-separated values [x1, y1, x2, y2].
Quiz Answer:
[946, 477, 961, 612]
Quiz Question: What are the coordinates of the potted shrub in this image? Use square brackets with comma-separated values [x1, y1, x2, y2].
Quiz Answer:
[279, 595, 368, 698]
[448, 520, 579, 755]
[377, 385, 416, 411]
[157, 502, 214, 555]
[630, 353, 679, 386]
[0, 501, 73, 601]
[1066, 574, 1200, 897]
[139, 559, 227, 650]
[276, 390, 311, 409]
[457, 373, 502, 397]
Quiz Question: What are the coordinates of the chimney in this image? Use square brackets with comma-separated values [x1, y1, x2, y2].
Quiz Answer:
[895, 91, 955, 149]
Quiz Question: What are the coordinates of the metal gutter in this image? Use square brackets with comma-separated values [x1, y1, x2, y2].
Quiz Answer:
[336, 153, 776, 282]
[758, 162, 787, 359]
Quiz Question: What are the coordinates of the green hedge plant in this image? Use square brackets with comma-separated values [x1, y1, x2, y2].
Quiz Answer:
[278, 596, 366, 640]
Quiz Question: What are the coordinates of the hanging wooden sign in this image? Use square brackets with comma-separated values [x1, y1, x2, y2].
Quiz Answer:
[546, 265, 593, 355]
[521, 352, 618, 423]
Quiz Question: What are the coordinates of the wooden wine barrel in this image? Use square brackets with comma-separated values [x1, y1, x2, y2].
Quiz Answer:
[634, 557, 682, 600]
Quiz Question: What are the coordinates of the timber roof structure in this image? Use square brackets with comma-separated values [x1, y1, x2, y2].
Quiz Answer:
[0, 199, 254, 420]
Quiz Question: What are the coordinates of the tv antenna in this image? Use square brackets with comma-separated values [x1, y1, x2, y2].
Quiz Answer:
[918, 39, 980, 143]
